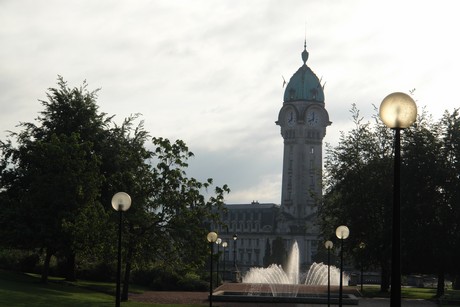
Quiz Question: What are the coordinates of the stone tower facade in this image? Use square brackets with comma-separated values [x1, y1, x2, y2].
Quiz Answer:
[276, 41, 331, 237]
[210, 42, 331, 272]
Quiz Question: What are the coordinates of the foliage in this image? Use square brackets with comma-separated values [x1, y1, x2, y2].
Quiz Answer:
[319, 103, 460, 294]
[320, 104, 393, 291]
[264, 237, 288, 266]
[0, 76, 110, 282]
[0, 76, 230, 291]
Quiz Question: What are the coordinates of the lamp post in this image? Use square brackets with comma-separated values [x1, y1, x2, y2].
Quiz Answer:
[336, 225, 350, 307]
[379, 92, 417, 307]
[325, 240, 333, 307]
[216, 238, 222, 286]
[233, 234, 238, 282]
[222, 241, 228, 282]
[111, 192, 132, 307]
[359, 242, 366, 292]
[207, 232, 218, 307]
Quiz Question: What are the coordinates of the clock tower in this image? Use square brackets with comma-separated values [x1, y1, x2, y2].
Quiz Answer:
[276, 41, 331, 235]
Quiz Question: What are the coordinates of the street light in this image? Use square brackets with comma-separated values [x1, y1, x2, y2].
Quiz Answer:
[207, 231, 218, 307]
[222, 241, 228, 282]
[336, 225, 350, 307]
[359, 242, 366, 292]
[380, 92, 417, 307]
[325, 240, 333, 307]
[233, 234, 238, 282]
[216, 238, 222, 286]
[111, 192, 132, 307]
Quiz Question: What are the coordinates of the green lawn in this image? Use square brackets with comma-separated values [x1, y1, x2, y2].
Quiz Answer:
[0, 270, 203, 307]
[361, 284, 460, 306]
[4, 270, 459, 307]
[361, 285, 438, 299]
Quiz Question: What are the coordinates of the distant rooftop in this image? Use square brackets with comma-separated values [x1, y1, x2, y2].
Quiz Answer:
[224, 201, 280, 209]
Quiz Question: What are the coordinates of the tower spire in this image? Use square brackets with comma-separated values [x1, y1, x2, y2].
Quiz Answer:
[301, 39, 309, 64]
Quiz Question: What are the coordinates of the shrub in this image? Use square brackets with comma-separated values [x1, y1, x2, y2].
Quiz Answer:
[78, 262, 115, 282]
[177, 272, 208, 291]
[0, 249, 40, 273]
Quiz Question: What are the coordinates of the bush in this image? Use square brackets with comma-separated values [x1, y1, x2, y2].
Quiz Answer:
[131, 267, 180, 290]
[18, 254, 40, 272]
[78, 262, 115, 282]
[177, 272, 208, 291]
[131, 267, 208, 291]
[0, 249, 40, 273]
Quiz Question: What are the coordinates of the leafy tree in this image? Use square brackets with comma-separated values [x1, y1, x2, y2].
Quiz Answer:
[0, 77, 111, 282]
[88, 122, 230, 298]
[270, 237, 287, 267]
[263, 238, 272, 267]
[117, 136, 229, 299]
[438, 109, 460, 290]
[320, 104, 460, 294]
[0, 77, 230, 295]
[320, 105, 393, 292]
[399, 111, 446, 295]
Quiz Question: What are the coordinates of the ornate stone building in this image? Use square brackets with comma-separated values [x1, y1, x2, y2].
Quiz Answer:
[212, 42, 330, 275]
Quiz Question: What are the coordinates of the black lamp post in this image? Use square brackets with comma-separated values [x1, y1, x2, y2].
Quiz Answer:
[380, 92, 417, 307]
[325, 240, 333, 307]
[233, 234, 238, 282]
[359, 242, 366, 292]
[216, 238, 222, 286]
[111, 192, 132, 307]
[336, 225, 350, 307]
[222, 241, 228, 282]
[207, 232, 218, 307]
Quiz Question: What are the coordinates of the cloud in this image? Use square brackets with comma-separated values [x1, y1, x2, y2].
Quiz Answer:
[2, 0, 460, 204]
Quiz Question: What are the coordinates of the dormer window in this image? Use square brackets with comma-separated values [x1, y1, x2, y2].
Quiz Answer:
[289, 88, 296, 100]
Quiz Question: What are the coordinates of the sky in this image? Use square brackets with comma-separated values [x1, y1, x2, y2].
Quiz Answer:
[1, 0, 459, 205]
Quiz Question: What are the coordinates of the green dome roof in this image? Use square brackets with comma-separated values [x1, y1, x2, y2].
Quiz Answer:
[283, 43, 324, 103]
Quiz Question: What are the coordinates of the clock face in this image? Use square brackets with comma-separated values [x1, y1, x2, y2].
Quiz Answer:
[307, 110, 319, 126]
[286, 110, 296, 127]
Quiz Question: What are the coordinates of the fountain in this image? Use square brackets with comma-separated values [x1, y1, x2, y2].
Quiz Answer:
[242, 241, 348, 286]
[213, 241, 358, 304]
[305, 262, 346, 285]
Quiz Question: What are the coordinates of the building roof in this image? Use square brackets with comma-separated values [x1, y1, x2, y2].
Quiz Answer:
[224, 201, 280, 210]
[283, 41, 324, 103]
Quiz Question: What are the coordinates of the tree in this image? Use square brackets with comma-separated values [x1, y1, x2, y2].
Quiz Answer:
[438, 109, 460, 290]
[320, 104, 460, 294]
[118, 136, 229, 299]
[399, 110, 447, 295]
[320, 105, 393, 292]
[270, 237, 288, 267]
[0, 77, 110, 282]
[263, 238, 272, 267]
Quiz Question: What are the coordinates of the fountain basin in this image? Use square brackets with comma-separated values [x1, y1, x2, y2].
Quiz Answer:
[212, 283, 359, 305]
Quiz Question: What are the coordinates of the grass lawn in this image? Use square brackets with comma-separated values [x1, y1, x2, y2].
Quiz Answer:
[361, 285, 438, 299]
[4, 269, 459, 307]
[0, 270, 204, 307]
[361, 284, 460, 306]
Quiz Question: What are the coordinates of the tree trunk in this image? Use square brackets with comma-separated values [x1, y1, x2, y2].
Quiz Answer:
[121, 241, 135, 301]
[41, 247, 54, 283]
[380, 262, 390, 293]
[453, 274, 460, 290]
[65, 252, 77, 281]
[436, 269, 445, 297]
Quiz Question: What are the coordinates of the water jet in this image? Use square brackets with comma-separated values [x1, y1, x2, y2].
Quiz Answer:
[212, 241, 358, 305]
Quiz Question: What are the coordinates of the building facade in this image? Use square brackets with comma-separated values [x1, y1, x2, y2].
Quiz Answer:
[212, 42, 330, 275]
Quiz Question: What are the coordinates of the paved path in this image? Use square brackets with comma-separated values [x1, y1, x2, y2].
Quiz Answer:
[130, 291, 440, 306]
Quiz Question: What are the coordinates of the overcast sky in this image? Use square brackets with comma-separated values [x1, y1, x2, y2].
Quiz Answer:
[1, 0, 459, 204]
